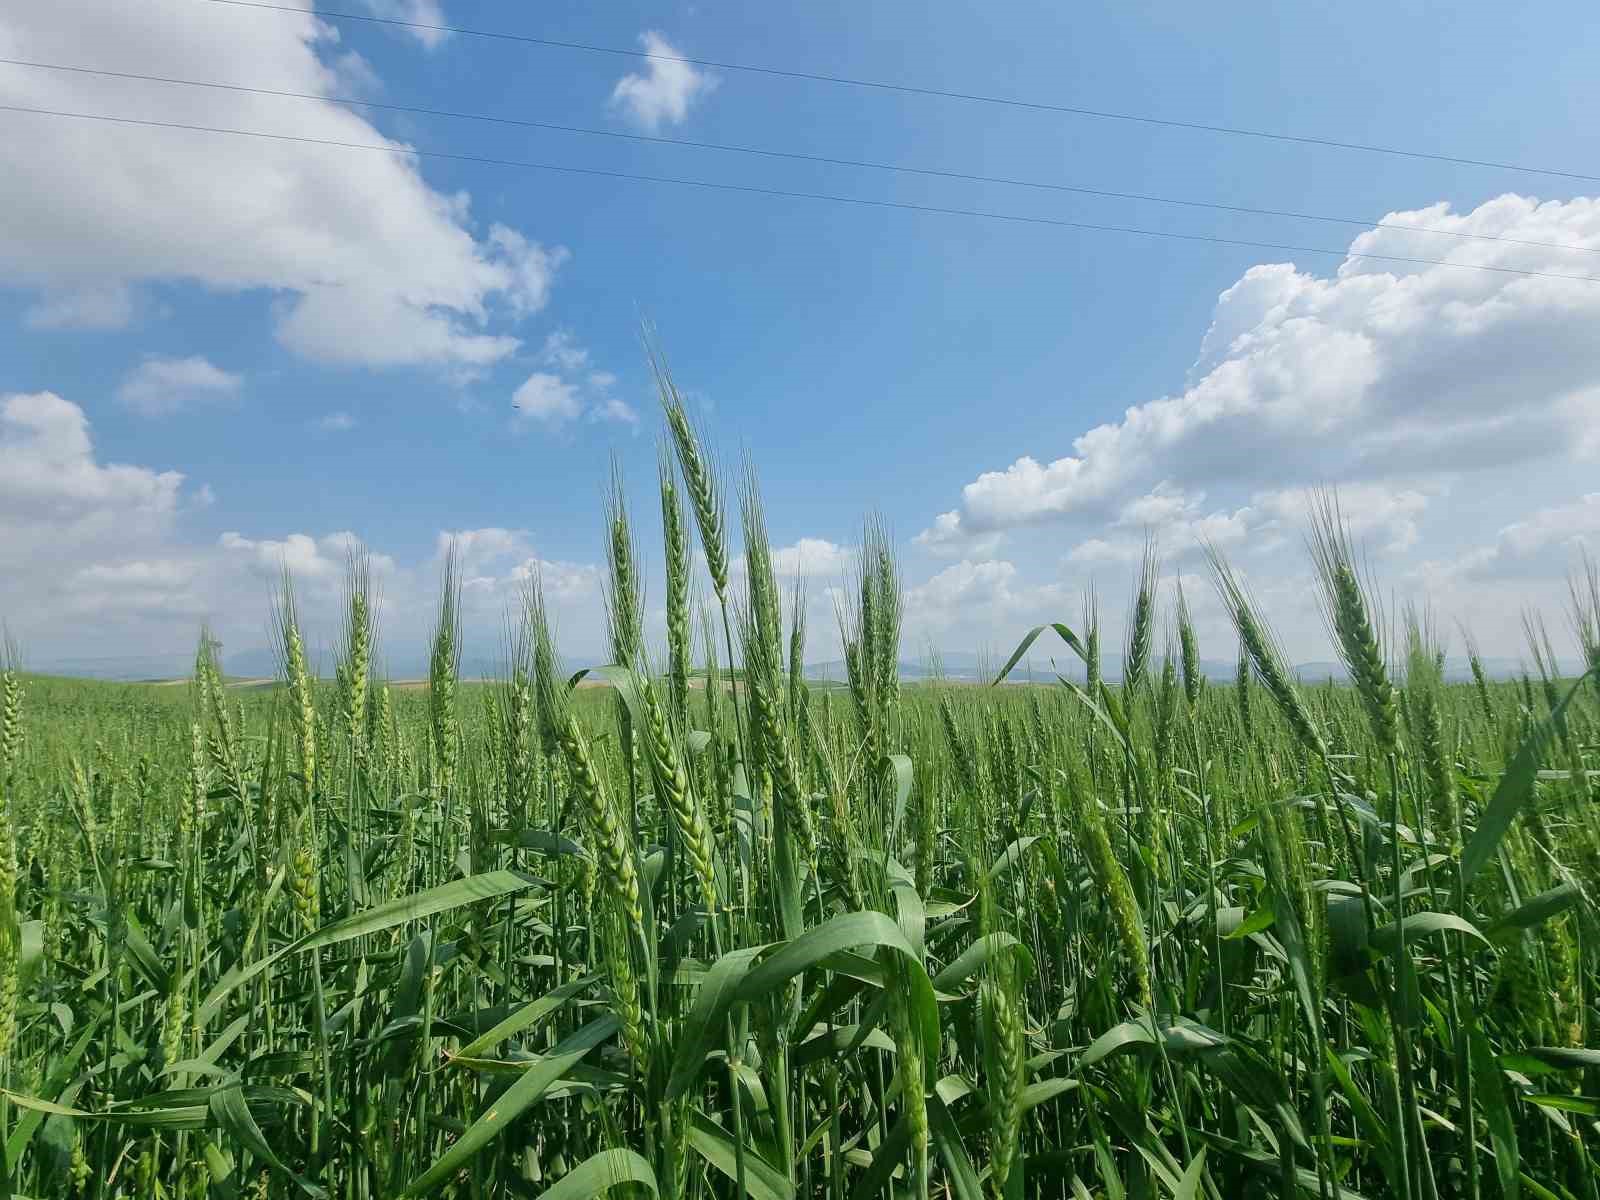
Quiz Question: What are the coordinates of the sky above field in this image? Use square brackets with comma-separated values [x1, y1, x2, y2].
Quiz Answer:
[3, 0, 1600, 675]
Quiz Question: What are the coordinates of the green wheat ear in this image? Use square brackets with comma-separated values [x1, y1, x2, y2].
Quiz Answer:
[1404, 606, 1459, 851]
[1123, 537, 1158, 695]
[649, 336, 729, 602]
[605, 458, 643, 671]
[660, 451, 693, 728]
[1207, 545, 1326, 760]
[1309, 491, 1398, 754]
[427, 544, 461, 796]
[1176, 581, 1202, 709]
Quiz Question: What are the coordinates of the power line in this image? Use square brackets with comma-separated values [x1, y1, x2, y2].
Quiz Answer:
[195, 0, 1600, 185]
[6, 55, 1596, 259]
[4, 101, 1596, 286]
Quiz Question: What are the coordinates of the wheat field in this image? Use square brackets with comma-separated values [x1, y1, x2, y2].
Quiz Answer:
[0, 382, 1596, 1199]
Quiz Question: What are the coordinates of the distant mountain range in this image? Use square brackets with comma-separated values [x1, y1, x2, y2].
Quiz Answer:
[25, 647, 1580, 685]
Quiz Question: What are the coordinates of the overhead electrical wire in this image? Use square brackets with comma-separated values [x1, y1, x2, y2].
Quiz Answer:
[194, 0, 1600, 185]
[3, 55, 1595, 259]
[3, 101, 1596, 285]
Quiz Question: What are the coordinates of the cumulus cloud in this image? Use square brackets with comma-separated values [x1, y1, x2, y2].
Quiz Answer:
[1061, 481, 1430, 566]
[730, 538, 854, 588]
[0, 1, 562, 367]
[771, 538, 852, 579]
[540, 331, 590, 372]
[1420, 494, 1600, 584]
[0, 390, 189, 645]
[902, 195, 1600, 659]
[316, 411, 357, 432]
[913, 511, 1002, 558]
[117, 355, 241, 416]
[24, 284, 136, 331]
[922, 195, 1600, 549]
[515, 335, 638, 429]
[0, 388, 618, 669]
[0, 391, 184, 548]
[219, 530, 395, 581]
[455, 536, 599, 604]
[512, 373, 583, 427]
[610, 32, 717, 130]
[903, 559, 1067, 641]
[357, 0, 450, 49]
[590, 396, 641, 427]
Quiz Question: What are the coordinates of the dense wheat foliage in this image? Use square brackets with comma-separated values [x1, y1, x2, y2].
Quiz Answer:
[0, 405, 1597, 1199]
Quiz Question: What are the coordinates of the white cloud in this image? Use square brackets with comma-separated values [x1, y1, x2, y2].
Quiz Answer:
[1498, 494, 1600, 557]
[1059, 480, 1428, 568]
[357, 0, 449, 49]
[771, 538, 852, 579]
[540, 330, 591, 372]
[509, 557, 602, 603]
[1252, 483, 1432, 553]
[441, 528, 601, 615]
[1, 1, 563, 367]
[0, 388, 617, 668]
[914, 511, 1003, 558]
[24, 284, 136, 331]
[117, 355, 241, 416]
[516, 335, 637, 430]
[922, 195, 1600, 549]
[590, 396, 641, 426]
[1420, 494, 1600, 585]
[733, 538, 853, 584]
[0, 391, 183, 535]
[610, 31, 717, 131]
[218, 530, 394, 581]
[489, 227, 568, 318]
[440, 527, 532, 573]
[903, 559, 1067, 641]
[316, 411, 357, 431]
[0, 391, 189, 641]
[512, 372, 583, 427]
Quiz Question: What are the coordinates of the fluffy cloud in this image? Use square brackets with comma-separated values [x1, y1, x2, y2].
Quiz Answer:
[922, 195, 1600, 548]
[512, 373, 583, 427]
[903, 560, 1067, 641]
[610, 32, 717, 131]
[728, 538, 854, 599]
[913, 512, 1002, 558]
[24, 284, 136, 331]
[590, 396, 641, 427]
[0, 391, 183, 557]
[117, 355, 242, 416]
[1420, 494, 1600, 584]
[0, 1, 562, 367]
[1061, 481, 1431, 566]
[219, 530, 395, 581]
[904, 195, 1600, 660]
[769, 538, 852, 579]
[357, 0, 449, 49]
[514, 335, 638, 430]
[1065, 483, 1253, 565]
[0, 390, 615, 670]
[0, 390, 190, 649]
[539, 331, 591, 372]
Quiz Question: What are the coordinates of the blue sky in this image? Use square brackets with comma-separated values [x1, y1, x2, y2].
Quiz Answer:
[4, 0, 1600, 673]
